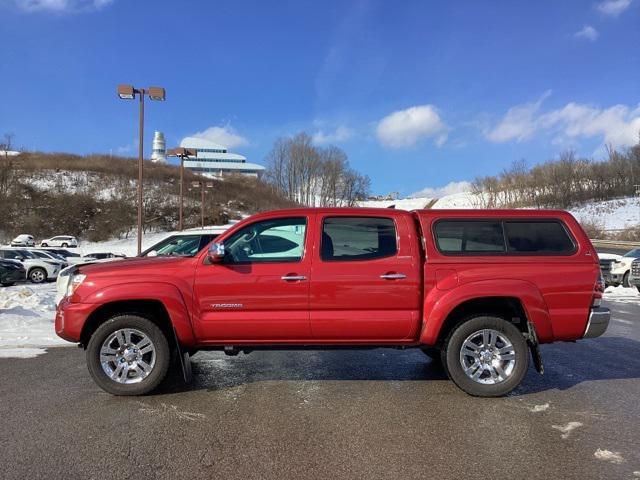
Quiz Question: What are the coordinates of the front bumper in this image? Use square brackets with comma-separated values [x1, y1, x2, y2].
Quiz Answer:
[583, 307, 610, 339]
[55, 299, 96, 343]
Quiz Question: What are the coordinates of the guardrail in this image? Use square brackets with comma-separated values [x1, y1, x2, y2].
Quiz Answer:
[591, 239, 640, 248]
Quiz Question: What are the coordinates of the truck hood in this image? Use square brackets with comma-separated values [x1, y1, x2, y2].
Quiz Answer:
[78, 256, 191, 275]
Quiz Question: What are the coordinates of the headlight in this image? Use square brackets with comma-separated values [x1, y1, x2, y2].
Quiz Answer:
[66, 273, 86, 298]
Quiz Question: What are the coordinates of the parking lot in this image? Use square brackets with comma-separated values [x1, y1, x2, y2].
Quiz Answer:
[0, 298, 638, 480]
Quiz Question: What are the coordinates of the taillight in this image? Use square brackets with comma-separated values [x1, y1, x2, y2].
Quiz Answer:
[592, 272, 605, 307]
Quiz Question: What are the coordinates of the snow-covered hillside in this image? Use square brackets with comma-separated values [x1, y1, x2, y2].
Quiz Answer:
[361, 190, 639, 232]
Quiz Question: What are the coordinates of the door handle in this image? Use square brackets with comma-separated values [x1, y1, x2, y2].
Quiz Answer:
[380, 273, 406, 280]
[281, 275, 307, 281]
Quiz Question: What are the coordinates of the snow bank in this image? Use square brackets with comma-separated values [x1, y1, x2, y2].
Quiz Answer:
[0, 283, 67, 357]
[603, 285, 640, 304]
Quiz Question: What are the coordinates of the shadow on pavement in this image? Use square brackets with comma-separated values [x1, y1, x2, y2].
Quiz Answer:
[153, 335, 640, 396]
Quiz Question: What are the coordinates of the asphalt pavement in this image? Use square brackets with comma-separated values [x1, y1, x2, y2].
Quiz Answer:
[1, 300, 639, 480]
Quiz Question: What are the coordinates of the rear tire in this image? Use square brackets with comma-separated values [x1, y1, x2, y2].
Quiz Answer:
[28, 267, 47, 284]
[86, 315, 170, 396]
[443, 315, 528, 397]
[41, 243, 48, 247]
[61, 243, 68, 247]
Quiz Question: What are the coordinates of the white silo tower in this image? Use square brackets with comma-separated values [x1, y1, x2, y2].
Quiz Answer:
[151, 131, 167, 163]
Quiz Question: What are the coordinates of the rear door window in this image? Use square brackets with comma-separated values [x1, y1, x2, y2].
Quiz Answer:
[504, 221, 575, 254]
[321, 217, 397, 261]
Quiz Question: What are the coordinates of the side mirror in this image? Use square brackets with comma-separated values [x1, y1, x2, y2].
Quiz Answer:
[16, 256, 24, 262]
[207, 242, 225, 263]
[147, 250, 157, 257]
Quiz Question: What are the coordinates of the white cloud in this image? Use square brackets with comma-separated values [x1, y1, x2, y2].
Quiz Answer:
[376, 105, 448, 148]
[486, 91, 551, 143]
[188, 125, 249, 149]
[13, 0, 113, 12]
[597, 0, 632, 16]
[574, 25, 599, 41]
[410, 180, 472, 199]
[486, 94, 640, 149]
[312, 126, 353, 145]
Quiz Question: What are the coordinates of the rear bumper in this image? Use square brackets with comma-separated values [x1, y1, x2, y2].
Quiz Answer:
[583, 307, 610, 339]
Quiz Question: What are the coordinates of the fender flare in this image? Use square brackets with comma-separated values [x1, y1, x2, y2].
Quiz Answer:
[82, 282, 195, 346]
[420, 279, 553, 345]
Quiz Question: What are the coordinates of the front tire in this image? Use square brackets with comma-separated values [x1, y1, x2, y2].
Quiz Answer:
[86, 315, 170, 395]
[61, 243, 68, 247]
[623, 272, 630, 288]
[443, 315, 528, 397]
[29, 267, 47, 283]
[41, 243, 48, 247]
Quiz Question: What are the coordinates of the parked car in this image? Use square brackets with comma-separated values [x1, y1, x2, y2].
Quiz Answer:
[0, 259, 26, 286]
[26, 249, 69, 268]
[40, 236, 78, 248]
[40, 248, 82, 260]
[11, 234, 35, 247]
[0, 248, 61, 283]
[83, 252, 127, 260]
[607, 248, 640, 287]
[141, 228, 226, 257]
[628, 259, 640, 292]
[597, 253, 619, 285]
[56, 208, 608, 397]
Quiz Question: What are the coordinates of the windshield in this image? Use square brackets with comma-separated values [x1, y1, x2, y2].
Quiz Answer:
[623, 249, 640, 258]
[145, 235, 203, 257]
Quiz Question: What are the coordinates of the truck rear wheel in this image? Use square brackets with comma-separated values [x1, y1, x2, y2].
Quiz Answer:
[86, 315, 170, 396]
[443, 315, 528, 397]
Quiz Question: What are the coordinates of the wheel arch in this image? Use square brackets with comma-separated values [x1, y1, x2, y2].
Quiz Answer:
[80, 300, 176, 348]
[420, 279, 553, 345]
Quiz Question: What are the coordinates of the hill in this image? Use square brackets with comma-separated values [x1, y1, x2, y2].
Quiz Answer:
[0, 152, 296, 242]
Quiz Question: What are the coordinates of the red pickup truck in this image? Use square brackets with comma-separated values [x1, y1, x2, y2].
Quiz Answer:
[55, 208, 609, 397]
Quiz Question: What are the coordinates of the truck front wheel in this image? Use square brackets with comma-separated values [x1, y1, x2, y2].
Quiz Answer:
[443, 315, 528, 397]
[86, 315, 170, 395]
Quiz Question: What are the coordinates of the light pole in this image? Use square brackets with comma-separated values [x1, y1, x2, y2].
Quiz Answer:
[167, 147, 196, 231]
[117, 84, 166, 255]
[191, 180, 214, 228]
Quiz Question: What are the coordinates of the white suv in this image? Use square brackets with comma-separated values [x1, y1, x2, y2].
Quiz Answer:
[11, 234, 35, 247]
[0, 248, 61, 283]
[40, 235, 78, 248]
[608, 248, 640, 287]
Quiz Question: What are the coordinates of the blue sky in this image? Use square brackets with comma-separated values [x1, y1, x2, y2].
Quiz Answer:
[1, 0, 639, 197]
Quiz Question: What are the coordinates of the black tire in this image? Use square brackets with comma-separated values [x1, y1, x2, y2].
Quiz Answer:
[443, 315, 528, 397]
[28, 267, 47, 284]
[623, 271, 630, 288]
[41, 243, 48, 247]
[61, 243, 68, 247]
[86, 315, 170, 396]
[420, 346, 442, 363]
[2, 282, 15, 287]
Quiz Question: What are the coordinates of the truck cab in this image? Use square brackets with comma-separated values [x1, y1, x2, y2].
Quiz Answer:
[55, 208, 609, 397]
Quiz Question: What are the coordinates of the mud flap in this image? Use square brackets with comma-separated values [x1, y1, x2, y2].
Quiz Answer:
[172, 328, 193, 383]
[525, 322, 544, 374]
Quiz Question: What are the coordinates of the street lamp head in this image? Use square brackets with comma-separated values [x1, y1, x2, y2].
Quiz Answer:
[148, 87, 166, 101]
[117, 84, 135, 100]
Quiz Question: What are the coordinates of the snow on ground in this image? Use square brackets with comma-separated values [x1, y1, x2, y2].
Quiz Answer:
[570, 197, 640, 231]
[0, 283, 66, 357]
[603, 285, 640, 304]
